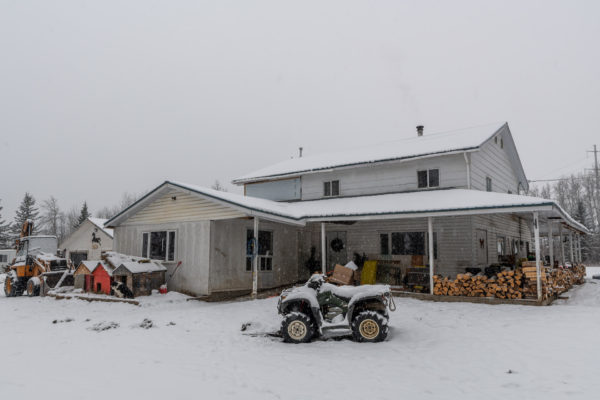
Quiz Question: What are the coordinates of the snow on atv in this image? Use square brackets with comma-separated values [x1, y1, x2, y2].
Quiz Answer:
[278, 274, 395, 343]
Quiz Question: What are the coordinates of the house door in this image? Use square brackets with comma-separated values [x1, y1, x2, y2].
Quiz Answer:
[326, 231, 347, 272]
[476, 229, 488, 266]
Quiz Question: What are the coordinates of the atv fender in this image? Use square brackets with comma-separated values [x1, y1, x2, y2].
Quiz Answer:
[348, 295, 389, 322]
[278, 297, 323, 329]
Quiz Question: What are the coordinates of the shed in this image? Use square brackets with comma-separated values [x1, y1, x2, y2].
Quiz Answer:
[112, 261, 167, 297]
[59, 218, 114, 267]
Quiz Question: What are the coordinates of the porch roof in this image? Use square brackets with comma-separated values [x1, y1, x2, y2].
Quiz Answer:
[105, 181, 589, 234]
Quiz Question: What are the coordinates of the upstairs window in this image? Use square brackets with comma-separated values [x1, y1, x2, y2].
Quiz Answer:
[486, 177, 492, 192]
[417, 169, 439, 189]
[323, 180, 340, 197]
[142, 231, 176, 261]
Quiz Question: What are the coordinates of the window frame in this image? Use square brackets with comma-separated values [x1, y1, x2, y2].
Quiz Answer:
[417, 169, 440, 189]
[323, 180, 340, 197]
[245, 229, 274, 272]
[141, 230, 177, 262]
[379, 231, 437, 259]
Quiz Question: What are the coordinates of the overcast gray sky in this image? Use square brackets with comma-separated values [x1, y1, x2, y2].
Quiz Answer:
[1, 0, 599, 219]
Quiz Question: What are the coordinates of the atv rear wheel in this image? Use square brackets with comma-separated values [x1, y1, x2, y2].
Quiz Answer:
[351, 311, 388, 343]
[4, 272, 24, 297]
[281, 312, 315, 343]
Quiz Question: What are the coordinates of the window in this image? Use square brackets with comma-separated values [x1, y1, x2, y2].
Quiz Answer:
[0, 255, 6, 262]
[497, 236, 506, 256]
[323, 180, 340, 197]
[246, 230, 273, 271]
[500, 138, 504, 149]
[486, 177, 492, 192]
[141, 231, 176, 261]
[417, 169, 440, 189]
[380, 231, 437, 258]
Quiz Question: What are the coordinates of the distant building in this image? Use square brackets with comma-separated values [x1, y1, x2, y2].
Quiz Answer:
[60, 218, 113, 266]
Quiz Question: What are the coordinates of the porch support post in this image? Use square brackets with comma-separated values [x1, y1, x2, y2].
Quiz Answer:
[559, 225, 565, 266]
[577, 234, 582, 264]
[321, 222, 326, 275]
[569, 232, 574, 265]
[252, 217, 259, 299]
[428, 217, 434, 295]
[533, 212, 542, 300]
[548, 221, 554, 268]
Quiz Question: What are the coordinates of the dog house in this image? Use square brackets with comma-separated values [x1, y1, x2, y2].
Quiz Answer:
[73, 260, 100, 291]
[90, 262, 115, 295]
[112, 261, 167, 297]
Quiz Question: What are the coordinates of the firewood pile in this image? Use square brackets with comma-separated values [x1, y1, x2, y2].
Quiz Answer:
[433, 264, 587, 301]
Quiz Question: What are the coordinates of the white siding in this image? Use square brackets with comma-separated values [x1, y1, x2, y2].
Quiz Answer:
[306, 216, 473, 278]
[300, 153, 468, 200]
[114, 220, 211, 296]
[124, 189, 245, 225]
[472, 214, 532, 265]
[470, 126, 520, 194]
[209, 219, 301, 292]
[60, 220, 113, 261]
[245, 178, 301, 201]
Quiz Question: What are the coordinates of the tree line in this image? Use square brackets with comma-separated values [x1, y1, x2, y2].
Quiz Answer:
[0, 192, 140, 248]
[527, 170, 600, 263]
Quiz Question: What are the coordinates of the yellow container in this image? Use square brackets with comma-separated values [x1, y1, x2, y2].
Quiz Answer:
[361, 261, 378, 285]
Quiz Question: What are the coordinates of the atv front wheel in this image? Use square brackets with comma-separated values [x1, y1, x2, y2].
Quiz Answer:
[351, 311, 388, 342]
[281, 312, 315, 343]
[4, 271, 24, 297]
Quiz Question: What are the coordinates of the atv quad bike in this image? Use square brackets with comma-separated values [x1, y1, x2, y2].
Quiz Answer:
[278, 275, 396, 343]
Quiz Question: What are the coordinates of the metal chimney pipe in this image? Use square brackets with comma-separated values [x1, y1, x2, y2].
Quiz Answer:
[299, 147, 303, 158]
[417, 125, 424, 136]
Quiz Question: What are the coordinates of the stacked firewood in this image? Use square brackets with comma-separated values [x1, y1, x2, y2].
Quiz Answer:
[433, 269, 524, 299]
[433, 264, 587, 300]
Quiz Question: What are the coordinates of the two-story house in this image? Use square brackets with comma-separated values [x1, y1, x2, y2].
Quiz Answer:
[105, 122, 587, 299]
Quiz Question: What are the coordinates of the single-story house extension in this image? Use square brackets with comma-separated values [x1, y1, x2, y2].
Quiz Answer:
[104, 123, 588, 301]
[60, 218, 114, 267]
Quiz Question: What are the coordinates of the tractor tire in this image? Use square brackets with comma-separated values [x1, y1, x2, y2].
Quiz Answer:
[4, 271, 24, 297]
[351, 311, 388, 343]
[26, 277, 41, 297]
[281, 312, 315, 343]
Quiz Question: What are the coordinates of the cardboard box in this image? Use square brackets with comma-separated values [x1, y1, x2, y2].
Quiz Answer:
[329, 264, 354, 286]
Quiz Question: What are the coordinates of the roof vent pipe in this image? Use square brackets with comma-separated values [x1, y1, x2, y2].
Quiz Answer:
[416, 125, 424, 136]
[299, 147, 303, 158]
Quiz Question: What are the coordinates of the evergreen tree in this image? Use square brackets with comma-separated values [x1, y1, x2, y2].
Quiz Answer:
[74, 201, 91, 229]
[12, 192, 39, 236]
[0, 199, 12, 247]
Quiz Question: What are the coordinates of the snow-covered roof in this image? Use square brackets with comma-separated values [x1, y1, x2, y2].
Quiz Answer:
[232, 122, 508, 184]
[115, 261, 167, 274]
[88, 217, 114, 238]
[79, 260, 100, 271]
[91, 261, 115, 276]
[106, 181, 589, 234]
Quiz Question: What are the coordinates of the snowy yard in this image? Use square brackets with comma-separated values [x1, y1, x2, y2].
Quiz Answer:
[1, 268, 599, 400]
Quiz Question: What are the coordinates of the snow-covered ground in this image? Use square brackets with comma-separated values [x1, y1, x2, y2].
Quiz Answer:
[1, 269, 600, 400]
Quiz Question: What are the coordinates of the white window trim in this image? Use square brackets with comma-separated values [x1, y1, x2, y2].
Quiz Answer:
[323, 180, 340, 197]
[417, 168, 440, 189]
[245, 228, 274, 273]
[142, 230, 177, 262]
